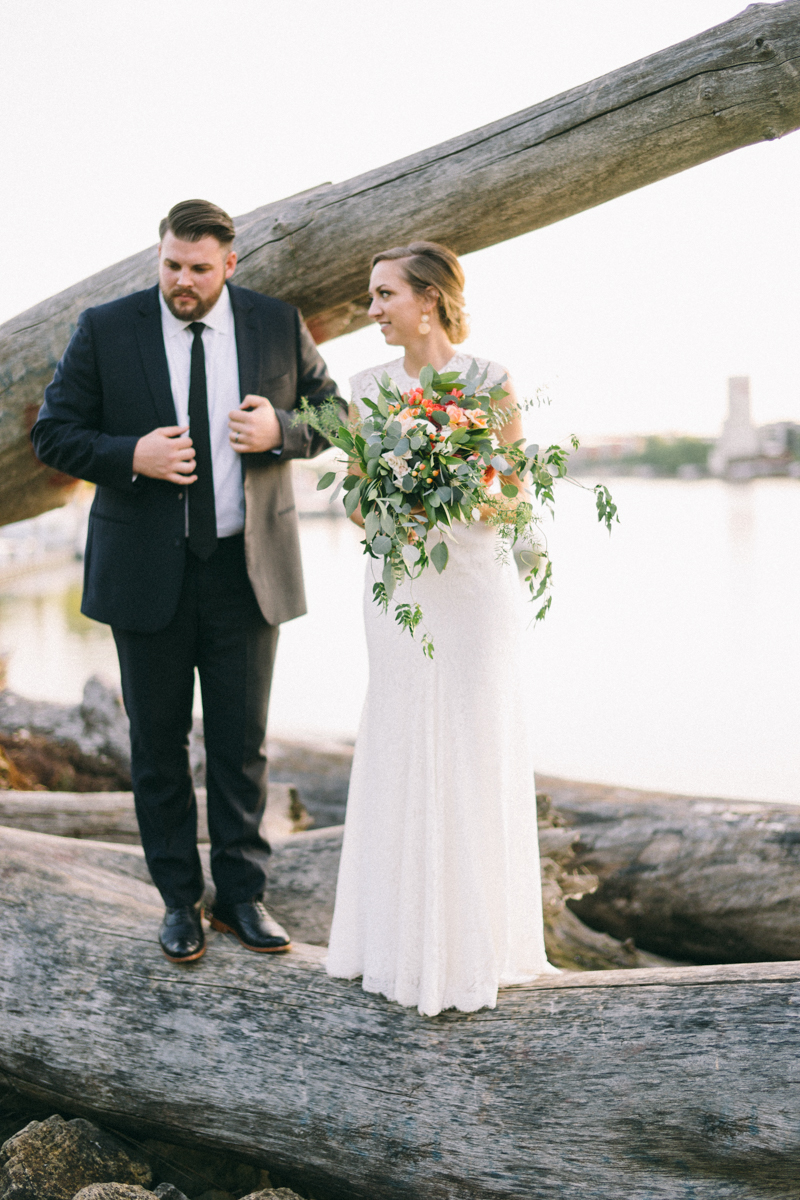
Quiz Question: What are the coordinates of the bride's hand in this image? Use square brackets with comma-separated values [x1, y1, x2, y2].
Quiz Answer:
[347, 460, 365, 527]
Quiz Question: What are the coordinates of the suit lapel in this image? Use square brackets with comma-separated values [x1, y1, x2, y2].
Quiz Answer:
[230, 284, 260, 483]
[230, 284, 259, 401]
[134, 286, 178, 426]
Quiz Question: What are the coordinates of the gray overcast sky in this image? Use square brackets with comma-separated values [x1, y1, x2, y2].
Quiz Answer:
[2, 0, 798, 440]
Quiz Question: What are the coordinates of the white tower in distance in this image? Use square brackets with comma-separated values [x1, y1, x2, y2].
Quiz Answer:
[708, 376, 760, 476]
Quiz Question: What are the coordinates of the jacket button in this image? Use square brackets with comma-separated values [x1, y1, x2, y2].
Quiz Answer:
[174, 538, 180, 547]
[177, 492, 183, 500]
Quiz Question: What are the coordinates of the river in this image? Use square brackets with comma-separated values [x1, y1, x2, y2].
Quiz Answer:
[1, 477, 797, 803]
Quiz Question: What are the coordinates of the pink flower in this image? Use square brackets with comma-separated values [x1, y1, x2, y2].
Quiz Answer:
[445, 404, 470, 428]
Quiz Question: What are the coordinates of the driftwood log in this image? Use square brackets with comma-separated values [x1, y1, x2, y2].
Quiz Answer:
[1, 824, 799, 1200]
[6, 771, 800, 967]
[0, 793, 666, 970]
[2, 2, 800, 523]
[0, 783, 310, 845]
[538, 775, 800, 965]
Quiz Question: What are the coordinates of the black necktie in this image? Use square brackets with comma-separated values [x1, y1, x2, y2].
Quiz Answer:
[187, 322, 217, 560]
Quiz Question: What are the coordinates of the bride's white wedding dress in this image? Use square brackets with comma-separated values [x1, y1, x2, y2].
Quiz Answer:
[325, 352, 555, 1017]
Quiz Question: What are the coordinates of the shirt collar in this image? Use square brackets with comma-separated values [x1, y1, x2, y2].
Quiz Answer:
[159, 282, 234, 339]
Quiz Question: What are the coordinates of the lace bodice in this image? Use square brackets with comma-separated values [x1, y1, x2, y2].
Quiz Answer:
[349, 352, 508, 415]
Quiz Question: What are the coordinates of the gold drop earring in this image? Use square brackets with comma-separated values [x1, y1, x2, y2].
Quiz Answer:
[418, 310, 431, 336]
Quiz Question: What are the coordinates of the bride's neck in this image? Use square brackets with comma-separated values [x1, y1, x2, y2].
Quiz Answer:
[402, 331, 455, 379]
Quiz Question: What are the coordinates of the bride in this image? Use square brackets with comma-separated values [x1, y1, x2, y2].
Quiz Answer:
[325, 241, 556, 1016]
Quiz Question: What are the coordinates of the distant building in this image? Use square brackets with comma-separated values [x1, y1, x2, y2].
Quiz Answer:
[708, 376, 800, 479]
[707, 377, 760, 476]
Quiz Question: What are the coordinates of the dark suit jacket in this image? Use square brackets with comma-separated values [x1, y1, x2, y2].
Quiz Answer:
[32, 283, 342, 632]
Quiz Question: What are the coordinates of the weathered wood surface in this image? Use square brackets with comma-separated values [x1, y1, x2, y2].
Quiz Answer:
[1, 825, 799, 1200]
[538, 775, 800, 965]
[0, 782, 310, 844]
[0, 791, 669, 970]
[3, 2, 800, 523]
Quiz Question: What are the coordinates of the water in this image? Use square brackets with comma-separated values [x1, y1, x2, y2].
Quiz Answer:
[1, 478, 798, 803]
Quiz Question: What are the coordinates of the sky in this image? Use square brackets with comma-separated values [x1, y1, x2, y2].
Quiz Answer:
[2, 0, 798, 442]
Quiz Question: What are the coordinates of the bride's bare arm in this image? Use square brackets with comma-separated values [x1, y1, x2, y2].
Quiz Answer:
[480, 374, 528, 519]
[347, 403, 366, 528]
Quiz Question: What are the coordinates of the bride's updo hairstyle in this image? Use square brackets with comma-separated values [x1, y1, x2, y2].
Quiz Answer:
[371, 241, 469, 343]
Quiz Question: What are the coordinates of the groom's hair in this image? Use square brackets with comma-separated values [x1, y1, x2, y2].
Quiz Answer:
[159, 199, 235, 246]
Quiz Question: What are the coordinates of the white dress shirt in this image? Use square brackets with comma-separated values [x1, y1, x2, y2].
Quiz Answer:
[159, 284, 245, 538]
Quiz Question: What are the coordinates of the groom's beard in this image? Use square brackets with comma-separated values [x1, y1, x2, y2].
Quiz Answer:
[161, 279, 225, 322]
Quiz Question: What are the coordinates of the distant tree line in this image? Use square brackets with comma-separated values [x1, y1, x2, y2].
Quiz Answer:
[622, 436, 714, 476]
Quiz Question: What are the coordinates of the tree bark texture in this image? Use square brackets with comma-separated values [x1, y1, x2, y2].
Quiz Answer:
[537, 774, 800, 965]
[1, 825, 799, 1200]
[2, 2, 800, 523]
[0, 791, 670, 971]
[0, 783, 310, 844]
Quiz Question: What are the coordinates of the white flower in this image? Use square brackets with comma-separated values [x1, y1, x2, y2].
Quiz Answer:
[384, 452, 411, 480]
[397, 408, 434, 437]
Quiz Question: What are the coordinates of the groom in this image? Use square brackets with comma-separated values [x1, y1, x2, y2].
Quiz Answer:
[32, 199, 343, 963]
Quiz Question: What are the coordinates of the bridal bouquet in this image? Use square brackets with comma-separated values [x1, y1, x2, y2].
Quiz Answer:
[296, 361, 616, 654]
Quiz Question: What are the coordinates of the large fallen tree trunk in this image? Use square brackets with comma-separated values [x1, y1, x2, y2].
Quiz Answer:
[6, 773, 800, 967]
[2, 2, 800, 523]
[0, 797, 665, 970]
[537, 774, 800, 965]
[0, 782, 310, 843]
[1, 825, 799, 1200]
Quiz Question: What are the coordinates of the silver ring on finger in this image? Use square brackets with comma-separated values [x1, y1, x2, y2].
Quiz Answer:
[235, 432, 240, 443]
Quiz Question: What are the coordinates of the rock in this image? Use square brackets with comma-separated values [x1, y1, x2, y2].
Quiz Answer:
[239, 1191, 307, 1200]
[0, 679, 131, 791]
[0, 1115, 151, 1200]
[0, 745, 38, 791]
[73, 1187, 157, 1200]
[153, 1187, 189, 1200]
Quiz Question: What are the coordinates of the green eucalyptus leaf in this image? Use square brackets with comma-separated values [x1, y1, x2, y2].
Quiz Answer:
[419, 364, 435, 389]
[365, 511, 380, 542]
[382, 556, 396, 599]
[501, 484, 518, 499]
[316, 471, 336, 491]
[430, 540, 449, 574]
[344, 487, 361, 517]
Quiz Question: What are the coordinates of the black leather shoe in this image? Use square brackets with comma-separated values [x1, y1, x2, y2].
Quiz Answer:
[159, 903, 205, 963]
[208, 898, 291, 953]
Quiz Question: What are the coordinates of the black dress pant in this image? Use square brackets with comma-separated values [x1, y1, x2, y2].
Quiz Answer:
[113, 534, 279, 909]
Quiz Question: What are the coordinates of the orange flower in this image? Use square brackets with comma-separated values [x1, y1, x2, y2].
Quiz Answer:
[482, 465, 497, 485]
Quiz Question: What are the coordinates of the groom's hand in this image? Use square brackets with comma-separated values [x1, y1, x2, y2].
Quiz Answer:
[229, 394, 283, 454]
[133, 426, 197, 484]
